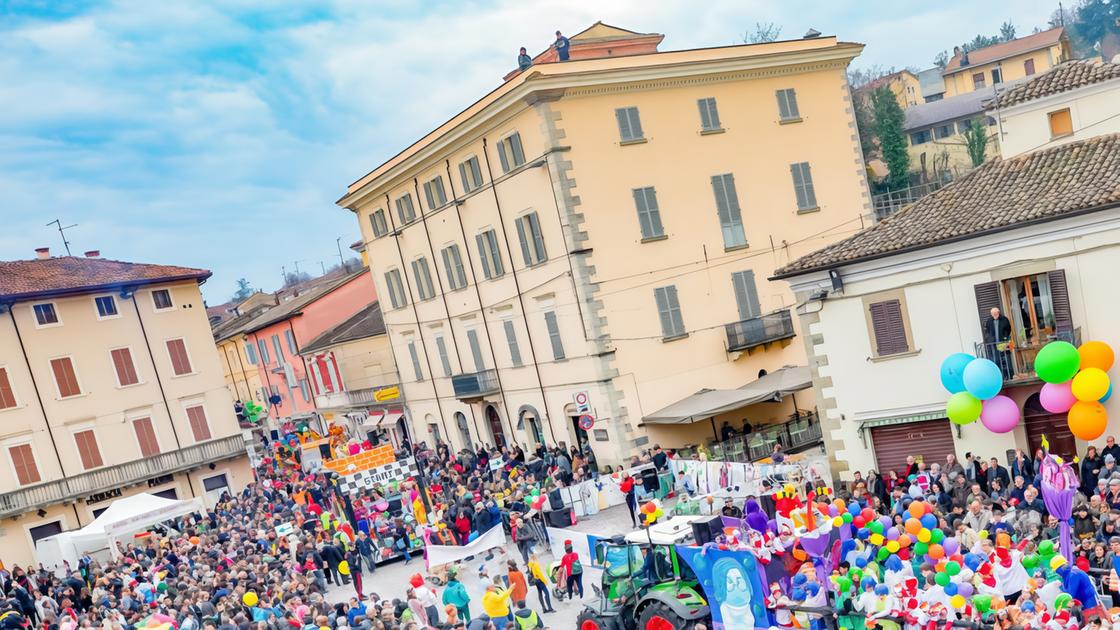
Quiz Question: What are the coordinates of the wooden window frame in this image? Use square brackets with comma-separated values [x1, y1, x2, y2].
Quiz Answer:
[7, 441, 41, 485]
[862, 290, 917, 359]
[130, 415, 160, 458]
[184, 403, 212, 442]
[49, 356, 83, 399]
[165, 338, 195, 377]
[72, 428, 104, 470]
[109, 346, 142, 388]
[0, 366, 20, 410]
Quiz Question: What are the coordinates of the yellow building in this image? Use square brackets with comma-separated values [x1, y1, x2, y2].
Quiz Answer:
[336, 26, 872, 466]
[942, 27, 1071, 98]
[854, 70, 922, 109]
[212, 292, 275, 405]
[0, 250, 252, 566]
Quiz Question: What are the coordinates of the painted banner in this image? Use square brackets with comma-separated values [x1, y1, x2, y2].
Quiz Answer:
[545, 527, 604, 570]
[676, 545, 769, 630]
[425, 525, 506, 568]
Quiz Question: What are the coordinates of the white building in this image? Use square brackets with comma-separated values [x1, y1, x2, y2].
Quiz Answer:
[773, 133, 1120, 479]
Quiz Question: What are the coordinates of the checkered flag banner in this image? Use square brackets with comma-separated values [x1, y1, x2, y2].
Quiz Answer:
[337, 457, 420, 495]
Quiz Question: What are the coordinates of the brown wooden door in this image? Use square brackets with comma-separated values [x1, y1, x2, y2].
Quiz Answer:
[871, 419, 956, 476]
[1023, 393, 1077, 460]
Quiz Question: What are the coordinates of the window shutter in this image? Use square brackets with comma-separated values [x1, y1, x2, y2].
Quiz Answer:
[615, 108, 632, 140]
[1048, 270, 1073, 333]
[515, 217, 532, 266]
[504, 320, 523, 366]
[0, 368, 15, 409]
[476, 234, 492, 279]
[471, 158, 483, 187]
[973, 282, 1003, 336]
[545, 311, 565, 359]
[654, 288, 674, 337]
[529, 213, 546, 262]
[467, 330, 485, 372]
[869, 300, 909, 355]
[459, 162, 469, 191]
[10, 445, 39, 484]
[510, 134, 525, 165]
[698, 99, 712, 130]
[633, 188, 650, 236]
[712, 175, 731, 224]
[435, 336, 452, 376]
[112, 348, 139, 386]
[733, 271, 761, 320]
[498, 140, 511, 173]
[628, 108, 643, 139]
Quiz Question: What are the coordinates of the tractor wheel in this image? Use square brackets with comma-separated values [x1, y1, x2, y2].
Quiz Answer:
[576, 608, 609, 630]
[637, 602, 684, 630]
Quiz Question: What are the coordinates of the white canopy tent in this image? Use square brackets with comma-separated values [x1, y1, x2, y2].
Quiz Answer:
[67, 493, 204, 558]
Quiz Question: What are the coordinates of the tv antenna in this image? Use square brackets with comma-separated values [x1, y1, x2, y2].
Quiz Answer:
[46, 219, 77, 256]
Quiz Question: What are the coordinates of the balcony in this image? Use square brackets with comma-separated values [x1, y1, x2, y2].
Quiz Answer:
[452, 369, 500, 401]
[0, 434, 246, 519]
[315, 385, 401, 410]
[705, 411, 823, 462]
[725, 309, 796, 353]
[872, 179, 949, 222]
[975, 328, 1081, 385]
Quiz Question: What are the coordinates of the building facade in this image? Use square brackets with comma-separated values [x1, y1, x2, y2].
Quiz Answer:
[0, 252, 251, 566]
[942, 28, 1071, 98]
[337, 27, 872, 466]
[774, 134, 1120, 479]
[213, 292, 276, 406]
[854, 70, 922, 109]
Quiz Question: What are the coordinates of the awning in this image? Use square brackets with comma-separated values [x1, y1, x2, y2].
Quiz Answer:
[380, 411, 403, 428]
[642, 366, 812, 425]
[360, 411, 385, 430]
[361, 410, 403, 430]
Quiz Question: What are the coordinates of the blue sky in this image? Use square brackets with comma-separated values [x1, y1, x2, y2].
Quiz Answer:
[0, 0, 1060, 303]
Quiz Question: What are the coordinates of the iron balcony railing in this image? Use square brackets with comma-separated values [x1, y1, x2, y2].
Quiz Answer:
[975, 328, 1081, 384]
[725, 309, 796, 352]
[872, 180, 948, 221]
[705, 412, 823, 462]
[0, 434, 246, 518]
[452, 369, 500, 400]
[315, 385, 401, 409]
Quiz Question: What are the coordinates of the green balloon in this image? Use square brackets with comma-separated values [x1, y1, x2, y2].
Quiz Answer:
[914, 542, 929, 555]
[157, 582, 168, 592]
[1035, 341, 1080, 384]
[973, 594, 992, 614]
[1022, 554, 1039, 569]
[947, 391, 982, 425]
[930, 528, 944, 543]
[836, 576, 852, 593]
[1038, 540, 1055, 555]
[850, 569, 862, 582]
[1054, 593, 1073, 611]
[877, 547, 890, 561]
[842, 512, 853, 524]
[944, 561, 960, 576]
[870, 521, 884, 535]
[935, 572, 950, 587]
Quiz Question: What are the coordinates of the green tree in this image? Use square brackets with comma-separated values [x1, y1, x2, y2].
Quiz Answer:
[962, 119, 990, 168]
[853, 92, 876, 161]
[744, 22, 782, 44]
[231, 277, 253, 302]
[963, 33, 1002, 52]
[1066, 0, 1120, 58]
[999, 20, 1016, 41]
[871, 86, 910, 190]
[933, 50, 950, 68]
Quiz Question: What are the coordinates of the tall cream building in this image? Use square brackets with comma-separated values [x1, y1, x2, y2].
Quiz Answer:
[337, 24, 872, 466]
[0, 251, 251, 566]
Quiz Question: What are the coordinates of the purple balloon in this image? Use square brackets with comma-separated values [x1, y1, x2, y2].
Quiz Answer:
[886, 527, 900, 540]
[956, 582, 974, 598]
[1039, 381, 1076, 414]
[829, 505, 839, 517]
[878, 516, 892, 528]
[980, 395, 1020, 433]
[942, 537, 960, 555]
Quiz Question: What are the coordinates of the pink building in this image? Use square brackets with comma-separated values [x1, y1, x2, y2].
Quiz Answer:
[239, 272, 375, 423]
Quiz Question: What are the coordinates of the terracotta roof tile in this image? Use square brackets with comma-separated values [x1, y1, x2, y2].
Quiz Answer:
[0, 257, 210, 302]
[774, 133, 1120, 278]
[990, 60, 1120, 108]
[944, 28, 1065, 74]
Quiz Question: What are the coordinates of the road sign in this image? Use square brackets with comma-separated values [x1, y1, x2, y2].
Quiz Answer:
[574, 391, 591, 414]
[578, 414, 595, 431]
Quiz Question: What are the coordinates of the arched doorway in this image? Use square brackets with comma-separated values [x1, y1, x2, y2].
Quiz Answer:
[455, 412, 472, 450]
[1024, 393, 1076, 460]
[518, 405, 545, 448]
[424, 413, 441, 446]
[485, 404, 507, 448]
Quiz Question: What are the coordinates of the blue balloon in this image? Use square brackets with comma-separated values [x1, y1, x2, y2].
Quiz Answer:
[940, 353, 974, 393]
[944, 582, 958, 596]
[848, 502, 861, 516]
[791, 588, 806, 601]
[920, 514, 938, 529]
[793, 573, 808, 586]
[1102, 383, 1113, 403]
[964, 553, 984, 571]
[855, 557, 868, 568]
[963, 358, 1003, 400]
[874, 584, 889, 596]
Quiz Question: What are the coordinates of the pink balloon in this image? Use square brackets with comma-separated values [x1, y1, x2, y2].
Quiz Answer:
[980, 395, 1020, 433]
[1040, 381, 1076, 413]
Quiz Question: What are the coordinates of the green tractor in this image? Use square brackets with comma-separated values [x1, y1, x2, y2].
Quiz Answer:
[576, 516, 711, 630]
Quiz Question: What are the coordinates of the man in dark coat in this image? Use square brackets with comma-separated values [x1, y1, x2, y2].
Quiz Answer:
[982, 307, 1013, 378]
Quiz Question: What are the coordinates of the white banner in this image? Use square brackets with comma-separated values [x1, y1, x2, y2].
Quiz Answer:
[425, 526, 506, 568]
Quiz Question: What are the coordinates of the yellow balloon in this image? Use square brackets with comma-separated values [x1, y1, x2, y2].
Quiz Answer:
[885, 540, 900, 554]
[1050, 555, 1068, 571]
[950, 594, 965, 609]
[1072, 368, 1110, 402]
[870, 533, 885, 546]
[917, 529, 932, 543]
[338, 560, 350, 576]
[832, 516, 843, 527]
[242, 592, 259, 607]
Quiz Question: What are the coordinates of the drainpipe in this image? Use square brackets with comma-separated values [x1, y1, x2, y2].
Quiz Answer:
[6, 306, 67, 480]
[250, 332, 279, 424]
[220, 342, 247, 402]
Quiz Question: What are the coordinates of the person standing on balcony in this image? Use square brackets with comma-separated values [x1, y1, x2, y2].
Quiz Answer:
[721, 420, 736, 443]
[553, 31, 570, 61]
[983, 307, 1013, 379]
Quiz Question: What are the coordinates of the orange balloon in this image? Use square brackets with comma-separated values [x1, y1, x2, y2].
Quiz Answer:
[908, 502, 924, 519]
[1079, 341, 1115, 372]
[833, 498, 847, 513]
[928, 543, 945, 560]
[904, 518, 923, 536]
[792, 548, 808, 561]
[897, 534, 911, 547]
[1069, 400, 1108, 440]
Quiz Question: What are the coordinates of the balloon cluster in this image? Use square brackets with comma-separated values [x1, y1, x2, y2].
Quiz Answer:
[641, 500, 665, 525]
[528, 488, 547, 511]
[1037, 340, 1114, 441]
[939, 353, 1019, 432]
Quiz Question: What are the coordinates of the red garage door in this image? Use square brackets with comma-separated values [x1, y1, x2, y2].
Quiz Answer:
[870, 419, 956, 477]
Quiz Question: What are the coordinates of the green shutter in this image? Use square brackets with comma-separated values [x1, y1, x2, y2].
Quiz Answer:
[732, 270, 761, 320]
[476, 234, 492, 279]
[545, 311, 565, 359]
[498, 140, 510, 173]
[516, 216, 532, 266]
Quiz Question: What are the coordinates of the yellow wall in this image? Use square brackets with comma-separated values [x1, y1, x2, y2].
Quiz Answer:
[217, 335, 263, 404]
[319, 334, 399, 394]
[943, 44, 1066, 97]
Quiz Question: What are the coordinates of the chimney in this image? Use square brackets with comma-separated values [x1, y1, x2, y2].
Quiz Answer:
[35, 247, 50, 260]
[84, 250, 100, 258]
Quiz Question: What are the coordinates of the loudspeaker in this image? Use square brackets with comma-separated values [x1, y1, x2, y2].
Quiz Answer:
[639, 467, 659, 493]
[548, 488, 565, 511]
[691, 515, 723, 546]
[546, 508, 574, 528]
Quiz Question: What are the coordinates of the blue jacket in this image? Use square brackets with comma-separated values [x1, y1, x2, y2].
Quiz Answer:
[1060, 566, 1099, 609]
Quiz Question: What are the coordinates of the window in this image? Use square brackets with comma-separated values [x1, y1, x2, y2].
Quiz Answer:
[185, 405, 211, 441]
[776, 88, 801, 122]
[544, 311, 565, 360]
[423, 175, 448, 210]
[271, 334, 284, 362]
[257, 339, 271, 365]
[868, 299, 910, 356]
[711, 173, 747, 249]
[910, 130, 932, 145]
[654, 286, 686, 339]
[991, 68, 1003, 85]
[33, 303, 59, 326]
[441, 244, 468, 291]
[8, 444, 39, 484]
[732, 270, 762, 321]
[50, 357, 81, 398]
[1048, 108, 1073, 138]
[632, 187, 665, 240]
[395, 194, 417, 225]
[152, 289, 173, 310]
[385, 269, 408, 309]
[94, 296, 118, 318]
[497, 132, 526, 173]
[972, 73, 986, 89]
[503, 320, 523, 367]
[434, 335, 452, 377]
[74, 429, 103, 469]
[285, 329, 298, 355]
[957, 119, 975, 135]
[459, 156, 484, 192]
[476, 229, 505, 280]
[1024, 58, 1036, 76]
[245, 342, 258, 365]
[411, 257, 436, 300]
[369, 209, 389, 237]
[407, 341, 423, 381]
[789, 162, 818, 211]
[697, 97, 722, 132]
[110, 347, 140, 387]
[166, 338, 193, 376]
[987, 271, 1072, 346]
[466, 329, 485, 372]
[615, 107, 645, 142]
[300, 379, 311, 402]
[133, 417, 159, 457]
[934, 124, 954, 139]
[515, 212, 547, 266]
[0, 368, 17, 409]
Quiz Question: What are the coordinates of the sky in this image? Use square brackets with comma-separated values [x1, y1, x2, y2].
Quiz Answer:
[0, 0, 1061, 304]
